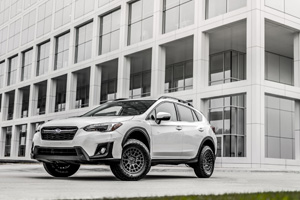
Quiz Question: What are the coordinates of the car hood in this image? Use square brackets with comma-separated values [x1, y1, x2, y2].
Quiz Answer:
[41, 116, 134, 129]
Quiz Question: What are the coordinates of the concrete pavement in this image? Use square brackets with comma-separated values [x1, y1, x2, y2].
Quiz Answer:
[0, 163, 300, 200]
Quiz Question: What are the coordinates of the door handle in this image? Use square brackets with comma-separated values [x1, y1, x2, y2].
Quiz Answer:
[176, 126, 182, 131]
[198, 127, 204, 132]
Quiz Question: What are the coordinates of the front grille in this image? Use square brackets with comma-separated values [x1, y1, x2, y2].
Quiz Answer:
[37, 147, 77, 156]
[41, 127, 78, 140]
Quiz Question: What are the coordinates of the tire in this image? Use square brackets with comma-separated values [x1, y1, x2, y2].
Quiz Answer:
[193, 146, 215, 178]
[110, 139, 151, 181]
[43, 162, 80, 177]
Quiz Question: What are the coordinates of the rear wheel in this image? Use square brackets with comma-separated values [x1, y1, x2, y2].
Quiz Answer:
[193, 146, 215, 178]
[43, 162, 80, 177]
[110, 139, 151, 181]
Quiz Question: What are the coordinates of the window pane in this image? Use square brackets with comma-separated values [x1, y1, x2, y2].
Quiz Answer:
[156, 102, 177, 121]
[141, 17, 153, 41]
[143, 0, 154, 18]
[180, 0, 194, 28]
[110, 30, 119, 51]
[129, 22, 141, 45]
[130, 0, 142, 23]
[210, 53, 223, 84]
[164, 6, 179, 33]
[111, 10, 120, 31]
[265, 0, 284, 11]
[266, 52, 280, 82]
[206, 0, 226, 19]
[209, 108, 223, 134]
[279, 56, 293, 85]
[165, 0, 179, 10]
[102, 14, 111, 35]
[281, 138, 294, 159]
[285, 0, 300, 18]
[178, 104, 194, 122]
[266, 108, 280, 137]
[101, 34, 110, 54]
[227, 0, 246, 12]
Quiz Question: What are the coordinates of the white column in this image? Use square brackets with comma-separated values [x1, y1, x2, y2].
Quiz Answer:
[247, 8, 265, 168]
[25, 123, 35, 159]
[116, 56, 130, 98]
[1, 92, 9, 120]
[0, 127, 4, 157]
[65, 72, 77, 110]
[10, 125, 18, 158]
[14, 89, 22, 119]
[28, 83, 38, 117]
[294, 33, 300, 87]
[89, 64, 101, 106]
[46, 78, 56, 113]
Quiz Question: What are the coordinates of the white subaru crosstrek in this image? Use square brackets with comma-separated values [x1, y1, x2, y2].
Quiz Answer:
[31, 96, 217, 181]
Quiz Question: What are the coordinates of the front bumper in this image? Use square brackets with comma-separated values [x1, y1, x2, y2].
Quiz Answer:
[31, 143, 120, 164]
[32, 128, 124, 163]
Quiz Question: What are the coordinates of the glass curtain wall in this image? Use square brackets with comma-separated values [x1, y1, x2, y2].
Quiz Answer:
[206, 0, 246, 19]
[75, 68, 90, 108]
[21, 49, 33, 81]
[100, 60, 118, 103]
[265, 95, 295, 159]
[7, 56, 18, 86]
[209, 94, 246, 157]
[210, 50, 246, 85]
[129, 50, 152, 98]
[128, 0, 153, 45]
[21, 86, 30, 118]
[18, 124, 27, 157]
[7, 91, 15, 120]
[55, 32, 70, 70]
[37, 41, 50, 76]
[100, 9, 120, 54]
[265, 52, 293, 85]
[4, 127, 12, 157]
[75, 22, 93, 63]
[36, 81, 47, 115]
[163, 0, 194, 33]
[54, 75, 67, 112]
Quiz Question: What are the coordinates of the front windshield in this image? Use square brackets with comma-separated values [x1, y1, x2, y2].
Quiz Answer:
[82, 100, 156, 117]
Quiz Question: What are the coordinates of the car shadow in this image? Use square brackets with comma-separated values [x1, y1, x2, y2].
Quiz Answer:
[27, 174, 198, 181]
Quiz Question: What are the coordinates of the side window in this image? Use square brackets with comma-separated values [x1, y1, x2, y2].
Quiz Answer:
[177, 104, 194, 122]
[156, 102, 177, 121]
[195, 111, 203, 121]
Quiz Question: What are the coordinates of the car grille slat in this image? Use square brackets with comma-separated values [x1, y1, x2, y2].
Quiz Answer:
[37, 148, 77, 156]
[41, 127, 78, 140]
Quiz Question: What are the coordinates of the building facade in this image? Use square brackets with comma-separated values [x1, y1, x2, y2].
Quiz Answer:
[0, 0, 300, 169]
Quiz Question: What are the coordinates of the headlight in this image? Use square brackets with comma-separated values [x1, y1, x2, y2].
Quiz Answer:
[83, 122, 122, 132]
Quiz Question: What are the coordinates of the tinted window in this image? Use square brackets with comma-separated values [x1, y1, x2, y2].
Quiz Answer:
[82, 100, 155, 116]
[178, 104, 194, 122]
[156, 102, 177, 121]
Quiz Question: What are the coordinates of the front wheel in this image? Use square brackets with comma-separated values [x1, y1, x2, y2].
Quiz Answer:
[193, 146, 215, 178]
[43, 162, 80, 177]
[110, 139, 151, 181]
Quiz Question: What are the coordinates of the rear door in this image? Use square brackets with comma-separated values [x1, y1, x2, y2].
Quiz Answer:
[149, 102, 183, 159]
[177, 104, 205, 159]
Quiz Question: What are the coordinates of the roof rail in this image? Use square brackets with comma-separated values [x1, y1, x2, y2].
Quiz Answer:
[113, 98, 128, 101]
[158, 96, 193, 107]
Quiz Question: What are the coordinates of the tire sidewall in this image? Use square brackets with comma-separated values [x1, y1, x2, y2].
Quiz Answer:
[199, 146, 215, 177]
[120, 141, 151, 178]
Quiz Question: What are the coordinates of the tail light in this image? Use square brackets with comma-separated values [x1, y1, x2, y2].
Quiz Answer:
[211, 126, 216, 134]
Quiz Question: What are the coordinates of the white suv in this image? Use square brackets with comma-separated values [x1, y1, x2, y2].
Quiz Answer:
[32, 96, 217, 181]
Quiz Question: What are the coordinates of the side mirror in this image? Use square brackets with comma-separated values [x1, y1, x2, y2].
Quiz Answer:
[156, 112, 171, 124]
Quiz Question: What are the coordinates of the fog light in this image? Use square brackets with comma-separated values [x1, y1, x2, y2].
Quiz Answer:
[100, 147, 106, 154]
